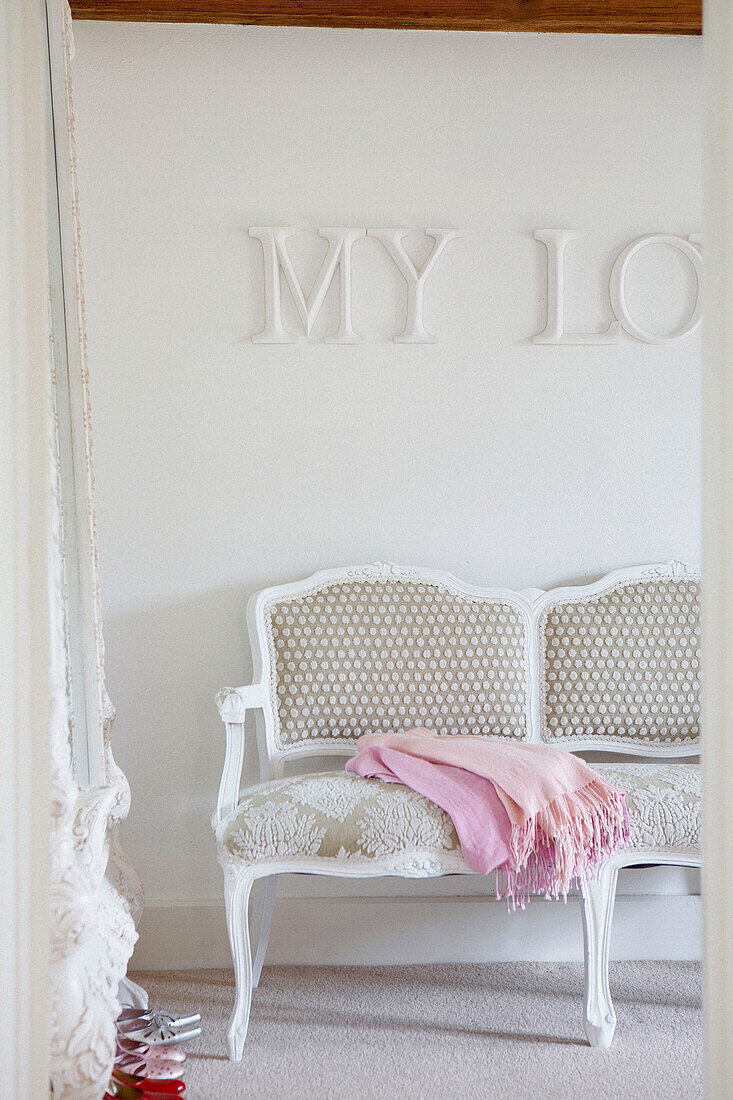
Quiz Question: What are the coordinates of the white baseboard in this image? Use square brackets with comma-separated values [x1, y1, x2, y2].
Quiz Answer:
[130, 891, 701, 971]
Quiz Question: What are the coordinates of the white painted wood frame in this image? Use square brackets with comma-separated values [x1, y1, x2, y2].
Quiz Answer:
[703, 0, 733, 1093]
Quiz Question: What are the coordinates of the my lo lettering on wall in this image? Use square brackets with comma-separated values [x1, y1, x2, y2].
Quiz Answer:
[247, 226, 702, 345]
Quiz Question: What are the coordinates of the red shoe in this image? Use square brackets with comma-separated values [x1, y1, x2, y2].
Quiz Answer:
[112, 1068, 186, 1095]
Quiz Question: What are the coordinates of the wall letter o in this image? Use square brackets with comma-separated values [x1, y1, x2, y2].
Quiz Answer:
[609, 234, 702, 344]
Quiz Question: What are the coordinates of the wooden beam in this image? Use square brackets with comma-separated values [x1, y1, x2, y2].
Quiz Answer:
[68, 1, 702, 35]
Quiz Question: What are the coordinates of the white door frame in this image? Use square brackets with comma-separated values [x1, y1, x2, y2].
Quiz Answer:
[0, 1, 52, 1098]
[703, 2, 733, 1094]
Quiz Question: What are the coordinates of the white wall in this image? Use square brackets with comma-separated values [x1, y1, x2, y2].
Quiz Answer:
[71, 23, 702, 965]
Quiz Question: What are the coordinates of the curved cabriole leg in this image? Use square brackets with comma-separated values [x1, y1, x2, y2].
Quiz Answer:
[580, 863, 619, 1049]
[225, 869, 255, 1061]
[250, 875, 278, 989]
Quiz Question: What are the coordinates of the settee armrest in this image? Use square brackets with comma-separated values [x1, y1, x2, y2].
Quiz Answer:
[215, 685, 267, 826]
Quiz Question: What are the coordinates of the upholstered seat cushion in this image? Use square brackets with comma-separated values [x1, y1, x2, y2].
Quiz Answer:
[219, 771, 462, 866]
[594, 762, 700, 854]
[218, 762, 700, 866]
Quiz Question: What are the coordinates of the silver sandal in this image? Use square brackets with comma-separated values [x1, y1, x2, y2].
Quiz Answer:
[116, 1007, 201, 1046]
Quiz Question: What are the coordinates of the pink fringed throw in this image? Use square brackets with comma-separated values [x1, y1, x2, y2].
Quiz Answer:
[346, 729, 629, 908]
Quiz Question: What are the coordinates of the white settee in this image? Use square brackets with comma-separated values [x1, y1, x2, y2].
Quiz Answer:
[214, 560, 701, 1060]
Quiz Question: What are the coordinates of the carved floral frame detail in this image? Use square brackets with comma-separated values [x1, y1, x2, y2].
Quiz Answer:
[47, 3, 143, 1097]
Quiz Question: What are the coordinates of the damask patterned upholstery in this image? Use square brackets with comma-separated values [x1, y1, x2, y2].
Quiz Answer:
[539, 578, 700, 748]
[220, 771, 461, 864]
[220, 763, 700, 865]
[265, 578, 530, 751]
[595, 763, 700, 854]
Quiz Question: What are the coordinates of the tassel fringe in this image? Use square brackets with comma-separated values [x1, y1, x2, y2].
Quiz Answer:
[493, 779, 630, 911]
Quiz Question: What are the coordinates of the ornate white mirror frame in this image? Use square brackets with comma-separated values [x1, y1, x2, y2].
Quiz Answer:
[45, 2, 145, 1096]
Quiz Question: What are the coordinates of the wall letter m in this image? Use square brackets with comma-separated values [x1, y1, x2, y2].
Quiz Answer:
[249, 227, 365, 344]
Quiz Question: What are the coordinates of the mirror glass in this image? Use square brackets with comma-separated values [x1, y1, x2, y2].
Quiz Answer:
[45, 0, 104, 788]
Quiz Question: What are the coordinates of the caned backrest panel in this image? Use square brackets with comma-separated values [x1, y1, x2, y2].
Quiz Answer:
[538, 574, 700, 748]
[262, 575, 531, 752]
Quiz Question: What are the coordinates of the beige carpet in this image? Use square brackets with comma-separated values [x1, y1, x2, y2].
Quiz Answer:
[131, 962, 702, 1100]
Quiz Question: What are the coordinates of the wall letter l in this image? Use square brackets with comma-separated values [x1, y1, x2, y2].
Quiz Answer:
[533, 229, 621, 345]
